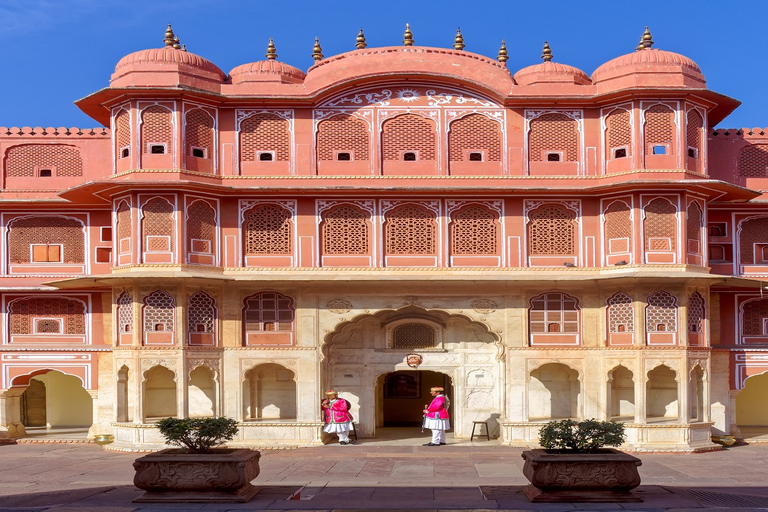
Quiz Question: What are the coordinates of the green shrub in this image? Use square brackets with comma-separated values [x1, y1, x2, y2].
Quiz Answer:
[156, 417, 239, 454]
[538, 419, 626, 453]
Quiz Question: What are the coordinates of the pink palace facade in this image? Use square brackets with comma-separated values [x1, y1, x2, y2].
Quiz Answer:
[0, 25, 767, 451]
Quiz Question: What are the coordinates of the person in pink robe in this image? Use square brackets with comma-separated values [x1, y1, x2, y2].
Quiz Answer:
[422, 386, 450, 446]
[322, 390, 355, 445]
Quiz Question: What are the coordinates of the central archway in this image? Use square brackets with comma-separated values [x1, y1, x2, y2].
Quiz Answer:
[376, 370, 453, 427]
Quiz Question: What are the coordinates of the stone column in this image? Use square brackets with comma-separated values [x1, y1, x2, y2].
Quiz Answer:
[0, 389, 26, 438]
[678, 369, 690, 424]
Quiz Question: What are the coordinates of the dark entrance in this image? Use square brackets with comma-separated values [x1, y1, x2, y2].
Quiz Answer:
[379, 370, 452, 427]
[21, 379, 47, 427]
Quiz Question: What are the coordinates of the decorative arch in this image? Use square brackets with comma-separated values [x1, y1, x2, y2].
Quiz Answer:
[4, 143, 84, 177]
[383, 203, 438, 263]
[526, 203, 578, 265]
[737, 144, 768, 177]
[686, 108, 704, 166]
[643, 103, 676, 156]
[449, 203, 500, 258]
[317, 113, 371, 162]
[114, 108, 132, 165]
[186, 199, 217, 264]
[646, 290, 678, 345]
[187, 291, 216, 346]
[381, 113, 437, 162]
[447, 113, 502, 163]
[528, 292, 581, 346]
[142, 365, 177, 419]
[605, 107, 632, 160]
[607, 291, 634, 345]
[142, 290, 175, 345]
[737, 215, 768, 265]
[8, 296, 86, 335]
[643, 197, 677, 262]
[528, 362, 581, 420]
[184, 108, 215, 173]
[7, 215, 86, 265]
[603, 200, 632, 264]
[242, 291, 295, 346]
[140, 104, 174, 155]
[242, 363, 297, 421]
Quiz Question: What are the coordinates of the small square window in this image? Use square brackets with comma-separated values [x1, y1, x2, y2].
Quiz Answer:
[614, 148, 627, 159]
[468, 152, 483, 161]
[191, 147, 206, 158]
[403, 152, 417, 161]
[258, 152, 274, 161]
[96, 247, 112, 263]
[337, 152, 351, 161]
[708, 223, 727, 237]
[39, 169, 52, 177]
[101, 227, 113, 242]
[120, 147, 130, 159]
[652, 145, 667, 155]
[546, 152, 561, 162]
[688, 147, 698, 158]
[150, 144, 165, 154]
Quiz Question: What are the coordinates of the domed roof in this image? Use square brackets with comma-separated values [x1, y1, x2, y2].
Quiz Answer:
[591, 28, 705, 90]
[513, 43, 590, 86]
[229, 39, 306, 84]
[110, 25, 225, 91]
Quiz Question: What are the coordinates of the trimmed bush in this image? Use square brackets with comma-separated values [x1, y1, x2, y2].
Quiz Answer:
[538, 419, 626, 453]
[156, 417, 239, 454]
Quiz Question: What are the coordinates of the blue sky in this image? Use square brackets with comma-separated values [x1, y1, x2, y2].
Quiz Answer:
[0, 0, 761, 128]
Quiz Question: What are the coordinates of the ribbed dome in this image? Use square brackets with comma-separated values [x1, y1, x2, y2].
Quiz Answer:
[229, 59, 306, 85]
[591, 48, 705, 88]
[114, 46, 226, 80]
[513, 61, 591, 86]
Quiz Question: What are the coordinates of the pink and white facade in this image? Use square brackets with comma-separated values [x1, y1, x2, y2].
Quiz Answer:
[0, 26, 767, 450]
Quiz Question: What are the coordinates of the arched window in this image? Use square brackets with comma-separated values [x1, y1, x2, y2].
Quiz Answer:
[243, 292, 295, 346]
[186, 200, 216, 259]
[115, 110, 131, 162]
[646, 291, 677, 345]
[738, 216, 768, 265]
[448, 114, 502, 162]
[142, 290, 175, 333]
[529, 292, 580, 346]
[381, 114, 436, 161]
[141, 198, 175, 260]
[187, 291, 216, 335]
[606, 109, 632, 160]
[528, 204, 576, 256]
[239, 113, 290, 163]
[7, 216, 85, 264]
[317, 114, 370, 162]
[384, 204, 436, 256]
[644, 198, 677, 258]
[321, 204, 369, 255]
[141, 105, 173, 155]
[644, 104, 675, 156]
[742, 298, 768, 337]
[185, 109, 214, 160]
[243, 204, 292, 256]
[608, 292, 634, 334]
[116, 201, 132, 256]
[688, 292, 705, 335]
[529, 113, 579, 162]
[686, 109, 703, 160]
[8, 297, 86, 335]
[117, 292, 133, 335]
[5, 144, 83, 177]
[687, 202, 703, 257]
[392, 323, 436, 349]
[450, 204, 499, 256]
[604, 201, 632, 260]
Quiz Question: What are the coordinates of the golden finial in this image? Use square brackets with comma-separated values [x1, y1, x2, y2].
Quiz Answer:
[163, 23, 176, 47]
[172, 36, 181, 50]
[636, 37, 644, 51]
[497, 39, 509, 64]
[541, 41, 553, 62]
[266, 38, 277, 60]
[181, 44, 187, 52]
[312, 37, 324, 62]
[356, 28, 367, 50]
[453, 28, 465, 50]
[403, 23, 414, 46]
[640, 26, 654, 49]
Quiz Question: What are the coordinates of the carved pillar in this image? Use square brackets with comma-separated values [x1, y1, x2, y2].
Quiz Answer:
[0, 389, 26, 438]
[635, 374, 646, 424]
[678, 371, 689, 424]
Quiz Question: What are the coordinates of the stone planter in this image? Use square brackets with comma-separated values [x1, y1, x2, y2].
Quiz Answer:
[133, 448, 261, 503]
[521, 448, 642, 502]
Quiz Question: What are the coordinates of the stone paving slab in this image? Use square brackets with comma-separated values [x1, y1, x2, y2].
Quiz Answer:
[1, 443, 768, 510]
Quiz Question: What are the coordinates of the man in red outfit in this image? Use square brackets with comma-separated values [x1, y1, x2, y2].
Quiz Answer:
[422, 386, 450, 446]
[322, 390, 355, 445]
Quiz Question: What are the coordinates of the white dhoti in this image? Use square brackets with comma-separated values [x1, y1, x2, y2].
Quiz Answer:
[424, 417, 450, 444]
[324, 421, 353, 443]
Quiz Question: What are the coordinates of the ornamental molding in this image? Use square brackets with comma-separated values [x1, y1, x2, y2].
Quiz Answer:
[326, 299, 353, 314]
[445, 109, 504, 125]
[322, 90, 393, 108]
[525, 109, 583, 121]
[381, 199, 440, 216]
[524, 199, 581, 216]
[425, 89, 497, 108]
[377, 108, 439, 123]
[471, 299, 498, 314]
[446, 200, 503, 216]
[317, 200, 375, 216]
[313, 109, 372, 122]
[235, 109, 293, 129]
[239, 199, 296, 221]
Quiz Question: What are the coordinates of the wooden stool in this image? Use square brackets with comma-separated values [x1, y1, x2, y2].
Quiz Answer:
[471, 421, 490, 441]
[349, 422, 358, 441]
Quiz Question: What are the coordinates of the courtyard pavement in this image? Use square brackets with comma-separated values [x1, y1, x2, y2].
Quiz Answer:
[1, 429, 767, 512]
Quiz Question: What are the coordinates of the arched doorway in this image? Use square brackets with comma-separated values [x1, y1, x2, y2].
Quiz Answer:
[16, 370, 93, 435]
[736, 372, 768, 439]
[376, 370, 453, 427]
